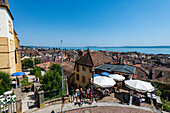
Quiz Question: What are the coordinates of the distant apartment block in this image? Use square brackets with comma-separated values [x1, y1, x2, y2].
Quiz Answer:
[0, 0, 22, 74]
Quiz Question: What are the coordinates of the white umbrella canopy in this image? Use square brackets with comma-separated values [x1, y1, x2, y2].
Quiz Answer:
[92, 76, 116, 88]
[109, 74, 125, 81]
[125, 80, 155, 93]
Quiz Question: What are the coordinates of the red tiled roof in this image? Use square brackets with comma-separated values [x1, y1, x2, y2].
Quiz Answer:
[36, 61, 74, 77]
[76, 51, 113, 67]
[155, 67, 170, 72]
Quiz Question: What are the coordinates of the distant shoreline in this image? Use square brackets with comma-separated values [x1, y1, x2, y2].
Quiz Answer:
[21, 45, 170, 49]
[20, 45, 170, 54]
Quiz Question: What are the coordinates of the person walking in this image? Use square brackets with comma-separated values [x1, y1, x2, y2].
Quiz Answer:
[80, 88, 83, 102]
[82, 91, 86, 104]
[86, 87, 90, 98]
[89, 91, 93, 104]
[75, 88, 80, 102]
[16, 76, 19, 88]
[70, 87, 75, 103]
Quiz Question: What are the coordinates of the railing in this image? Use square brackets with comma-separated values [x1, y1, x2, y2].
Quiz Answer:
[0, 98, 16, 113]
[44, 88, 66, 101]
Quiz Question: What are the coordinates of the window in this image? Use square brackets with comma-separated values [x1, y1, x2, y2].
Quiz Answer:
[152, 69, 154, 75]
[76, 74, 79, 81]
[162, 72, 164, 77]
[8, 20, 13, 34]
[15, 50, 17, 63]
[82, 67, 86, 71]
[89, 68, 92, 73]
[89, 78, 91, 83]
[82, 76, 85, 83]
[76, 64, 79, 72]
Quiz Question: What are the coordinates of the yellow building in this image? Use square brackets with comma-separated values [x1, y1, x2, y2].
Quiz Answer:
[14, 30, 22, 72]
[72, 51, 113, 88]
[0, 0, 22, 74]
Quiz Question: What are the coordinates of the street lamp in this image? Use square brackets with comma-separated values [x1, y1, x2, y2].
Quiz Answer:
[61, 40, 64, 113]
[91, 66, 95, 102]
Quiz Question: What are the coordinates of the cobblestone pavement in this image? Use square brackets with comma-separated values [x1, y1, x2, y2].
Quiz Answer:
[12, 72, 36, 112]
[30, 102, 157, 113]
[22, 92, 36, 112]
[97, 89, 153, 109]
[66, 106, 153, 113]
[24, 88, 160, 113]
[22, 72, 36, 112]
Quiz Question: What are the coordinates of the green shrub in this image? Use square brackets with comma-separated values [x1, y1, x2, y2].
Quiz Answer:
[49, 63, 62, 76]
[21, 78, 33, 87]
[22, 59, 34, 69]
[0, 71, 12, 95]
[34, 59, 41, 65]
[30, 67, 41, 75]
[162, 102, 170, 112]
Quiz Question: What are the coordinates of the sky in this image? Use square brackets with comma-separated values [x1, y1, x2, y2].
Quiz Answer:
[9, 0, 170, 47]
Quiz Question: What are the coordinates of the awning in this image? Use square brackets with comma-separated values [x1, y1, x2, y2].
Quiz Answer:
[101, 72, 110, 77]
[11, 72, 25, 77]
[93, 74, 101, 77]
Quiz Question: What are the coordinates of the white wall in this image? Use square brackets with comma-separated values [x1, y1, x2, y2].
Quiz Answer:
[0, 7, 16, 73]
[0, 7, 15, 52]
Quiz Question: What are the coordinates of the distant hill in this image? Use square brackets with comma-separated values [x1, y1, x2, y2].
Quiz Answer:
[120, 46, 170, 48]
[86, 46, 170, 48]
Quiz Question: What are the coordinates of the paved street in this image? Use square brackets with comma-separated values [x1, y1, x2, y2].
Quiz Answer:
[22, 92, 36, 112]
[27, 102, 158, 113]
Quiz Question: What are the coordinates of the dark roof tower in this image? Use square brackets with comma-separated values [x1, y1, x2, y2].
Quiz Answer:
[0, 0, 9, 8]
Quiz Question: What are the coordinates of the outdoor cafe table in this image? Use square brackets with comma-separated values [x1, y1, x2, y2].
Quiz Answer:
[146, 93, 157, 107]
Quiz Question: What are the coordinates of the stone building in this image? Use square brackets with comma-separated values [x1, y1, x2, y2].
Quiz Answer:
[0, 0, 22, 74]
[152, 67, 170, 84]
[70, 51, 113, 88]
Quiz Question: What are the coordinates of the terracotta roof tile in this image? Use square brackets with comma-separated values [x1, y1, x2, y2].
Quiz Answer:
[36, 61, 74, 77]
[76, 51, 113, 67]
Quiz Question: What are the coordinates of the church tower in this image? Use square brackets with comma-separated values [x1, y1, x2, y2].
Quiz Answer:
[0, 0, 9, 8]
[0, 0, 22, 74]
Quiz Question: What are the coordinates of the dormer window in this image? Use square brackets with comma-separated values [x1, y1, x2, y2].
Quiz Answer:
[107, 67, 111, 70]
[162, 72, 164, 77]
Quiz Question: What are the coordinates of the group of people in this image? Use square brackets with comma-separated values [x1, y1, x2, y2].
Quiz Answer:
[70, 87, 93, 104]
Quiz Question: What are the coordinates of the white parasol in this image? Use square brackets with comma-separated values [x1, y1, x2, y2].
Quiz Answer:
[92, 76, 116, 88]
[109, 74, 125, 81]
[125, 80, 155, 93]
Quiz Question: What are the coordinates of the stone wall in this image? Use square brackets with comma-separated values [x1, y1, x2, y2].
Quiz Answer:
[36, 90, 69, 109]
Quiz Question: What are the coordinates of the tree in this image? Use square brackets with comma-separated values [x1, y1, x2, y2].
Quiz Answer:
[22, 58, 34, 69]
[49, 63, 62, 76]
[0, 71, 12, 95]
[40, 70, 62, 91]
[30, 67, 41, 75]
[30, 67, 42, 82]
[34, 59, 41, 65]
